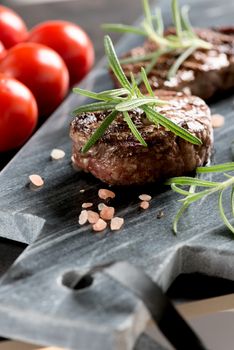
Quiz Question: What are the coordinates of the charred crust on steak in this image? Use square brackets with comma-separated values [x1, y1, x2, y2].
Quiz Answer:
[70, 90, 213, 185]
[112, 28, 234, 100]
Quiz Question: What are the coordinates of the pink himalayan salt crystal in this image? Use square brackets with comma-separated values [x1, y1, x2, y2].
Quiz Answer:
[87, 210, 99, 224]
[211, 114, 225, 128]
[140, 201, 149, 210]
[139, 194, 152, 201]
[82, 202, 93, 209]
[50, 148, 65, 160]
[98, 188, 115, 200]
[79, 210, 88, 225]
[93, 218, 107, 232]
[29, 174, 44, 188]
[100, 206, 115, 220]
[110, 217, 124, 231]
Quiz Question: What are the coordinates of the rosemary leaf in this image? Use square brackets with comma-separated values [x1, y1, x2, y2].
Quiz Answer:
[224, 173, 233, 179]
[180, 5, 195, 36]
[123, 111, 147, 146]
[172, 201, 189, 234]
[72, 101, 117, 116]
[97, 88, 130, 99]
[165, 177, 219, 187]
[172, 0, 182, 38]
[81, 110, 118, 153]
[218, 190, 234, 234]
[167, 45, 197, 79]
[231, 186, 234, 217]
[116, 97, 166, 111]
[145, 49, 172, 71]
[129, 72, 139, 95]
[171, 183, 192, 196]
[172, 184, 196, 234]
[102, 23, 146, 36]
[141, 67, 154, 96]
[120, 52, 161, 65]
[145, 110, 158, 128]
[153, 8, 164, 36]
[73, 87, 119, 101]
[104, 35, 132, 90]
[197, 162, 234, 173]
[180, 188, 215, 204]
[142, 0, 153, 29]
[73, 87, 129, 101]
[136, 48, 170, 85]
[143, 105, 202, 145]
[143, 21, 169, 46]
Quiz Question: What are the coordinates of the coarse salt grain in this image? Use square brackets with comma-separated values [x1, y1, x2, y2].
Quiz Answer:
[78, 210, 88, 225]
[29, 174, 44, 188]
[93, 218, 107, 232]
[87, 210, 100, 224]
[110, 217, 124, 231]
[50, 148, 65, 160]
[82, 202, 93, 209]
[100, 206, 115, 220]
[98, 189, 115, 200]
[139, 194, 152, 201]
[140, 201, 149, 210]
[211, 114, 225, 128]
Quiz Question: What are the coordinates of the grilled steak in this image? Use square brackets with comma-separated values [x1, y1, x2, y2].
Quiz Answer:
[112, 27, 234, 100]
[70, 90, 213, 186]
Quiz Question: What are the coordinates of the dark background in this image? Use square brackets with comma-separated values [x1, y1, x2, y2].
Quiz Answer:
[1, 0, 144, 60]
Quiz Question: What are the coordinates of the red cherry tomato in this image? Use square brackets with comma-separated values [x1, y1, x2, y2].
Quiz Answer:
[0, 41, 6, 60]
[0, 5, 28, 49]
[0, 76, 38, 152]
[28, 21, 94, 86]
[0, 43, 69, 116]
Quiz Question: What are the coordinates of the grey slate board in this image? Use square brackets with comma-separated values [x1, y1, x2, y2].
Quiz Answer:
[0, 0, 234, 349]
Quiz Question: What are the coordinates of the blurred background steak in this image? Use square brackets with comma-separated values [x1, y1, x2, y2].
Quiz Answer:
[113, 28, 234, 100]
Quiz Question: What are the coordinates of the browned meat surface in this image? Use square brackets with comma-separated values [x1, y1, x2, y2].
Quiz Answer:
[112, 27, 234, 100]
[70, 90, 213, 186]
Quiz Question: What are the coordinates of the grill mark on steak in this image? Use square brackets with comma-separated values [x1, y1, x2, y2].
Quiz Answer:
[112, 27, 234, 100]
[70, 90, 213, 185]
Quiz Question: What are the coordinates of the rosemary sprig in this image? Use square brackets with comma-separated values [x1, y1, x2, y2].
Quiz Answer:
[103, 0, 212, 80]
[165, 163, 234, 235]
[72, 35, 202, 153]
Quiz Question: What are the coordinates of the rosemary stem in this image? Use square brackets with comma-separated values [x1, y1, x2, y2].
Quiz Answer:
[220, 176, 234, 191]
[188, 176, 234, 201]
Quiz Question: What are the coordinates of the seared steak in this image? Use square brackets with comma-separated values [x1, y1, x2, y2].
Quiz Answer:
[112, 28, 234, 100]
[70, 90, 213, 186]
